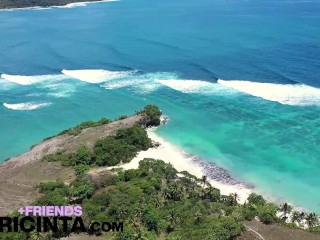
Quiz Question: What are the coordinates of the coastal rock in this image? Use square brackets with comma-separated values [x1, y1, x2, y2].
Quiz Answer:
[192, 156, 254, 189]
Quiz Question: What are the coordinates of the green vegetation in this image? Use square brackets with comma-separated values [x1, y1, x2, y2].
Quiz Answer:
[36, 175, 96, 206]
[17, 159, 249, 239]
[44, 124, 152, 170]
[2, 106, 319, 240]
[59, 117, 111, 136]
[139, 104, 162, 127]
[11, 159, 295, 240]
[55, 104, 161, 137]
[43, 104, 161, 171]
[28, 156, 318, 240]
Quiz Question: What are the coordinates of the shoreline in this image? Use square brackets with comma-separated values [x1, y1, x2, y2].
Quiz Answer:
[135, 128, 311, 213]
[112, 127, 253, 204]
[0, 0, 117, 11]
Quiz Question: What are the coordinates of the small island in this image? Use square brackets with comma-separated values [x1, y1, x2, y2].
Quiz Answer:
[0, 0, 104, 10]
[0, 105, 319, 240]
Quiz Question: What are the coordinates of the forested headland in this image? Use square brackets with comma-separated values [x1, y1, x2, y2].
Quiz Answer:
[0, 105, 319, 240]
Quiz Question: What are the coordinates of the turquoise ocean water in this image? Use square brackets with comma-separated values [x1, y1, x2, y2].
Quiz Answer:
[0, 0, 320, 211]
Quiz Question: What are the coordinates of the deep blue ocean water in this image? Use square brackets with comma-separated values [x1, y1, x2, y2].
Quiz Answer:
[0, 0, 320, 211]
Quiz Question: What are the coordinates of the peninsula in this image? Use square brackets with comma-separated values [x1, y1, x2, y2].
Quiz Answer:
[0, 105, 319, 240]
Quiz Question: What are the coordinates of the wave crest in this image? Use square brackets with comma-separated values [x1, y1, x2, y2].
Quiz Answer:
[155, 79, 213, 94]
[3, 102, 52, 110]
[61, 69, 133, 83]
[64, 0, 118, 8]
[3, 68, 320, 107]
[217, 79, 320, 106]
[102, 72, 178, 93]
[155, 79, 236, 95]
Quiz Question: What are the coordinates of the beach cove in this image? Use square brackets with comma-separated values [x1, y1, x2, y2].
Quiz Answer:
[103, 127, 253, 204]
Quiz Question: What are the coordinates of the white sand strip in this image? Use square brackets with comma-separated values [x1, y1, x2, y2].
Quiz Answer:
[112, 128, 252, 204]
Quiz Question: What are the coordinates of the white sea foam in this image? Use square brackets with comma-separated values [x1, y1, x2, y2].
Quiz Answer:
[103, 79, 136, 89]
[103, 77, 160, 93]
[62, 0, 118, 8]
[155, 79, 212, 93]
[3, 102, 52, 111]
[42, 82, 77, 98]
[103, 78, 161, 93]
[217, 79, 320, 106]
[61, 69, 133, 83]
[138, 82, 161, 93]
[155, 79, 235, 95]
[1, 73, 79, 97]
[63, 2, 87, 8]
[0, 74, 67, 85]
[102, 72, 177, 93]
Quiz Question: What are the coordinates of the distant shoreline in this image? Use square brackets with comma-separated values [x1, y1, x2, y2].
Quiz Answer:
[0, 0, 116, 11]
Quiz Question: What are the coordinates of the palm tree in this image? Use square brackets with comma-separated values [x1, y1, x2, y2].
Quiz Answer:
[163, 187, 172, 200]
[201, 175, 207, 187]
[165, 183, 184, 201]
[279, 203, 293, 217]
[292, 211, 302, 223]
[154, 194, 164, 208]
[167, 209, 179, 232]
[202, 186, 219, 201]
[171, 184, 180, 200]
[300, 212, 306, 220]
[306, 212, 318, 228]
[220, 195, 234, 206]
[230, 193, 239, 205]
[278, 203, 293, 221]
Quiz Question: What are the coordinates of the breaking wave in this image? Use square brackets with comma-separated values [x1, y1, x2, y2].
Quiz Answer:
[155, 79, 236, 95]
[62, 0, 118, 8]
[217, 79, 320, 106]
[2, 68, 320, 107]
[154, 78, 320, 106]
[102, 72, 178, 93]
[61, 69, 134, 83]
[3, 102, 52, 110]
[155, 79, 215, 94]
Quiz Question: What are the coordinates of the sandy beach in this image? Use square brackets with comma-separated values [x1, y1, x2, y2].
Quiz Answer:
[111, 127, 252, 204]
